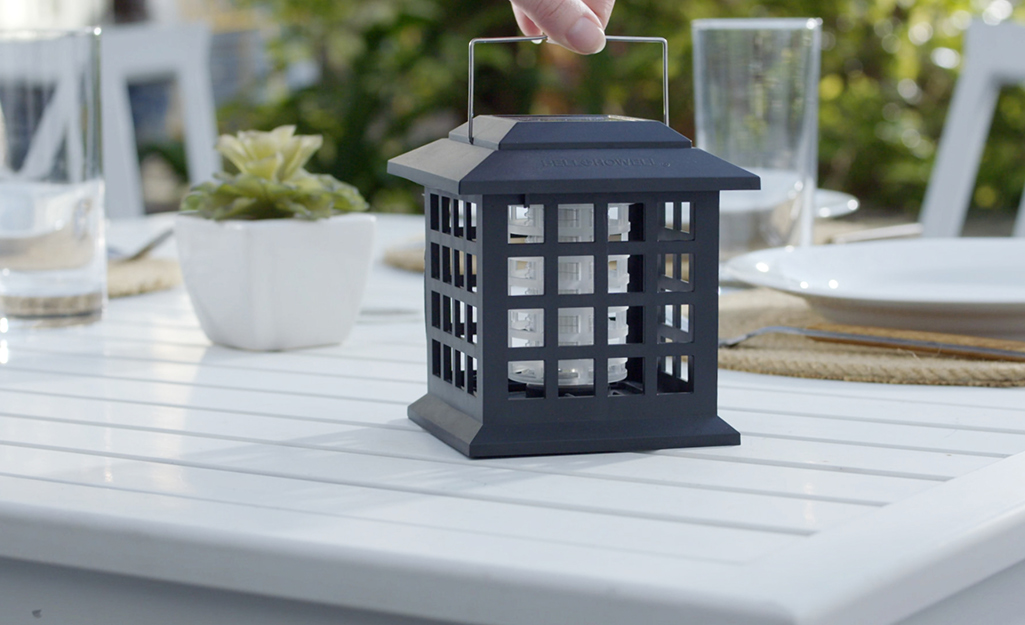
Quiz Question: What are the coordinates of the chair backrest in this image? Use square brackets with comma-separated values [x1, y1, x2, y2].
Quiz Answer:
[920, 20, 1025, 237]
[100, 22, 219, 219]
[0, 34, 90, 182]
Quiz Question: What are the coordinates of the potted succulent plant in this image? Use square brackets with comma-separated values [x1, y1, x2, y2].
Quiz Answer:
[176, 125, 375, 351]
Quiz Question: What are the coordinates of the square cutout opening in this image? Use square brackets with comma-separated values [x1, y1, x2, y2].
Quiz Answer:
[609, 306, 642, 344]
[466, 201, 478, 241]
[658, 355, 693, 394]
[464, 303, 478, 344]
[509, 257, 544, 296]
[558, 256, 594, 294]
[607, 253, 639, 293]
[509, 203, 544, 244]
[509, 308, 543, 348]
[509, 360, 545, 399]
[659, 201, 692, 240]
[449, 298, 463, 339]
[659, 304, 691, 343]
[609, 202, 644, 242]
[430, 292, 441, 329]
[441, 295, 454, 335]
[558, 203, 594, 242]
[429, 195, 440, 232]
[440, 196, 452, 234]
[609, 357, 644, 396]
[659, 253, 692, 292]
[454, 349, 466, 390]
[453, 199, 467, 238]
[558, 358, 595, 396]
[442, 344, 454, 384]
[429, 243, 441, 280]
[442, 247, 453, 284]
[467, 356, 478, 395]
[609, 254, 644, 292]
[558, 308, 594, 346]
[453, 249, 465, 289]
[466, 253, 477, 292]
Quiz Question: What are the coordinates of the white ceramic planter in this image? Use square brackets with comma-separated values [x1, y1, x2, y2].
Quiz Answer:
[175, 213, 376, 351]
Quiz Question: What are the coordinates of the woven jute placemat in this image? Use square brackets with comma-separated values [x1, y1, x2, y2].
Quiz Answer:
[719, 288, 1025, 387]
[382, 217, 917, 274]
[381, 220, 1022, 386]
[108, 258, 182, 298]
[383, 236, 426, 273]
[0, 259, 181, 319]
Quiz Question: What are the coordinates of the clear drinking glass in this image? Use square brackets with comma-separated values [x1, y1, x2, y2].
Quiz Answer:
[0, 28, 105, 328]
[692, 18, 821, 259]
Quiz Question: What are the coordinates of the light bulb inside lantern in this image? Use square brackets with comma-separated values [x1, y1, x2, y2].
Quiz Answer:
[509, 203, 630, 389]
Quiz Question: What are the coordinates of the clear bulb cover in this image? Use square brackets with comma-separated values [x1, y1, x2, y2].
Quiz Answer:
[508, 203, 631, 388]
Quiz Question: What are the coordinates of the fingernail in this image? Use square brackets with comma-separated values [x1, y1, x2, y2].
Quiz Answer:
[566, 16, 606, 54]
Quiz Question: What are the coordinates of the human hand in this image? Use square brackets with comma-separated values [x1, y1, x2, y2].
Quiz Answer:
[509, 0, 615, 54]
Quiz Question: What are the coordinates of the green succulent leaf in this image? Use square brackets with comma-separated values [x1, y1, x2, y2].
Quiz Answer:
[181, 125, 367, 221]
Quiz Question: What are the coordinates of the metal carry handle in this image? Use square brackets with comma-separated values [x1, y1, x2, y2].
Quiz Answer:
[467, 35, 669, 144]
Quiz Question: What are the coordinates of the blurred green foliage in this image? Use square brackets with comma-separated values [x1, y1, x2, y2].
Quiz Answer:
[224, 0, 1025, 217]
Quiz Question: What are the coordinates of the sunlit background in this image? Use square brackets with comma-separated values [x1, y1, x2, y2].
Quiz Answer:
[2, 0, 1024, 231]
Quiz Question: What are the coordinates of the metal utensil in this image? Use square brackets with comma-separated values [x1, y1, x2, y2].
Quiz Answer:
[108, 227, 174, 262]
[719, 323, 1025, 362]
[828, 222, 923, 244]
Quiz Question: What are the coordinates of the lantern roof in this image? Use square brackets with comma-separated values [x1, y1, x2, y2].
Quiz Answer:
[387, 115, 760, 196]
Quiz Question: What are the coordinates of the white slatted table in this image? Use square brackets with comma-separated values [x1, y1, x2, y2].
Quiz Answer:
[2, 214, 1025, 625]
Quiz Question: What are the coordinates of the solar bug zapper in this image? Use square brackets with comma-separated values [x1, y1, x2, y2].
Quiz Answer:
[388, 36, 760, 458]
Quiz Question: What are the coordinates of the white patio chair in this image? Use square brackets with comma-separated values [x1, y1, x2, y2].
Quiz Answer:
[0, 34, 88, 182]
[100, 22, 219, 219]
[919, 20, 1025, 237]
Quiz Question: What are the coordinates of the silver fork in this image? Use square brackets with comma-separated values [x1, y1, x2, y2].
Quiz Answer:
[719, 325, 831, 348]
[108, 227, 174, 262]
[719, 324, 1025, 362]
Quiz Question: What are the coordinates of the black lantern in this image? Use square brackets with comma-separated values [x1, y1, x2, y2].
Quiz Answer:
[388, 36, 759, 458]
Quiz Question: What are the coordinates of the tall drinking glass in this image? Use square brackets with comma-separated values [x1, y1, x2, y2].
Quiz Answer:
[0, 28, 105, 329]
[693, 18, 821, 259]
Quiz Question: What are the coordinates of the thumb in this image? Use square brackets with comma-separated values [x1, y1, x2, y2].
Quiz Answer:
[510, 0, 606, 54]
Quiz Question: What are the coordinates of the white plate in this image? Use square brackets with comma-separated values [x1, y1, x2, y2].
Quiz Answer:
[720, 184, 858, 219]
[814, 189, 859, 219]
[722, 238, 1025, 339]
[719, 169, 858, 219]
[720, 170, 800, 214]
[718, 183, 860, 257]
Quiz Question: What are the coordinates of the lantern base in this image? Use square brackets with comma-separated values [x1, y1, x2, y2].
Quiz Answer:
[408, 394, 740, 459]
